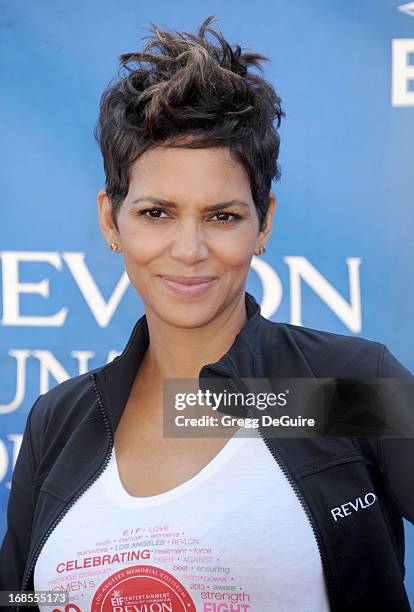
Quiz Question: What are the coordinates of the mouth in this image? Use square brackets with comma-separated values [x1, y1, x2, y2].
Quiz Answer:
[158, 274, 217, 296]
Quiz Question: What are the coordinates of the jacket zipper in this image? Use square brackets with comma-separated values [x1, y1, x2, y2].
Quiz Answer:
[204, 365, 336, 609]
[17, 373, 113, 612]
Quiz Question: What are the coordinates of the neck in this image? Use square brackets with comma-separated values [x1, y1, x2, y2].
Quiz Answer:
[140, 290, 248, 383]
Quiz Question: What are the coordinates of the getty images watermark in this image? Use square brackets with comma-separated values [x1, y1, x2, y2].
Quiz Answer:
[162, 377, 414, 438]
[173, 387, 314, 430]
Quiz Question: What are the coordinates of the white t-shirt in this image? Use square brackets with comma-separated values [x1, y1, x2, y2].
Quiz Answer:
[34, 427, 331, 612]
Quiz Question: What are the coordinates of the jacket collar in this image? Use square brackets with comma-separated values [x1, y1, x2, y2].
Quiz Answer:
[94, 291, 264, 433]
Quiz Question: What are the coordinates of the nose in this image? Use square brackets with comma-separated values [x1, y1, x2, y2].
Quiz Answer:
[169, 218, 209, 264]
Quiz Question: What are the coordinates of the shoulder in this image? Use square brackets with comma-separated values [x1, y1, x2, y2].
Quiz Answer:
[259, 316, 410, 378]
[27, 367, 101, 446]
[280, 320, 411, 377]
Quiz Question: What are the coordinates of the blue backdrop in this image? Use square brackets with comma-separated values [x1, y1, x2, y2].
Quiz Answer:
[1, 0, 413, 604]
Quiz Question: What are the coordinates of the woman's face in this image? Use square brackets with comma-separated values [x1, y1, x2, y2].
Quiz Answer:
[98, 145, 275, 328]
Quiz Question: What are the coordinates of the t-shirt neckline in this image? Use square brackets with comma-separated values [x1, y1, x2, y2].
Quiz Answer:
[105, 427, 251, 508]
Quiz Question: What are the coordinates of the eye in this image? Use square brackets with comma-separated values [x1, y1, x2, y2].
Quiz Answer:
[138, 207, 169, 221]
[211, 211, 243, 223]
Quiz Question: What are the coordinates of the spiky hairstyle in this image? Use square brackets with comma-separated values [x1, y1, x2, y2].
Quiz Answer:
[95, 15, 285, 231]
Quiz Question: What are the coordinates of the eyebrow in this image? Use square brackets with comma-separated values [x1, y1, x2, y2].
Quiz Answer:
[130, 196, 250, 213]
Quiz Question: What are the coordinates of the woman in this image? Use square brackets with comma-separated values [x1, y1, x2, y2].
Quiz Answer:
[1, 15, 413, 612]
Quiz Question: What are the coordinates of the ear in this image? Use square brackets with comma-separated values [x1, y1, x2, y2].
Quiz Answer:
[256, 192, 277, 247]
[97, 189, 121, 248]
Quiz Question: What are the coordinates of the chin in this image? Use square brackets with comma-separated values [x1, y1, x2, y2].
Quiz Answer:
[152, 298, 222, 329]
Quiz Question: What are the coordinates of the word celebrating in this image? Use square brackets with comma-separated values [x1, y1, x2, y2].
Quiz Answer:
[56, 550, 151, 574]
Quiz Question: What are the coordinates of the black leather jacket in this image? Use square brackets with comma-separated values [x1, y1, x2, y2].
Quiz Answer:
[1, 291, 413, 611]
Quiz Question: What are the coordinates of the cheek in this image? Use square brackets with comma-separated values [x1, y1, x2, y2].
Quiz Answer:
[215, 240, 255, 268]
[211, 226, 257, 265]
[119, 225, 162, 265]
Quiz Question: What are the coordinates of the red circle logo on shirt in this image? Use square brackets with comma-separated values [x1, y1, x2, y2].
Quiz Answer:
[91, 564, 196, 611]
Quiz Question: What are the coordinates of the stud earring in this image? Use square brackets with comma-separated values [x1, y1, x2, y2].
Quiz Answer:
[109, 242, 119, 252]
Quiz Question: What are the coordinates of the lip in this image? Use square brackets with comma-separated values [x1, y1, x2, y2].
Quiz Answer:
[158, 274, 217, 296]
[160, 274, 216, 285]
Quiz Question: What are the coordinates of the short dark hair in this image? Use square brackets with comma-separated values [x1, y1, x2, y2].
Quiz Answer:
[94, 15, 285, 232]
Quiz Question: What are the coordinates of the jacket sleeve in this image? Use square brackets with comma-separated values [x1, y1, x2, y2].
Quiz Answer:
[379, 344, 414, 525]
[0, 394, 44, 591]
